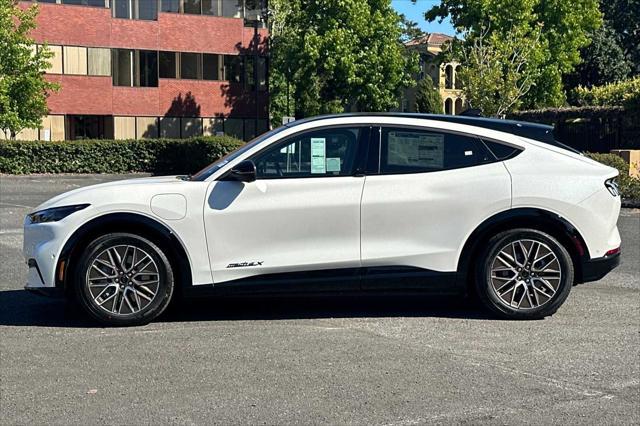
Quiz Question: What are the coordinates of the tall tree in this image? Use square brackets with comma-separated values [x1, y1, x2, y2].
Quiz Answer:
[414, 78, 444, 114]
[422, 0, 602, 108]
[600, 0, 640, 75]
[564, 24, 632, 92]
[269, 0, 418, 120]
[0, 0, 59, 139]
[456, 24, 544, 117]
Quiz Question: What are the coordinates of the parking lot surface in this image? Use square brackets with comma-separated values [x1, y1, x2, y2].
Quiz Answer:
[1, 174, 638, 425]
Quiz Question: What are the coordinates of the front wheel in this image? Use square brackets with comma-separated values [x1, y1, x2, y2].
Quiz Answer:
[475, 229, 574, 320]
[73, 233, 174, 326]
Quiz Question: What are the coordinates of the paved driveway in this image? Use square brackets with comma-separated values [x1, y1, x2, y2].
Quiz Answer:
[1, 174, 638, 425]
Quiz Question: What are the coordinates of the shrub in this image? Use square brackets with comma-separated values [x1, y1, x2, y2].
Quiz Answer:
[585, 153, 640, 200]
[0, 136, 245, 175]
[415, 78, 444, 114]
[572, 76, 640, 110]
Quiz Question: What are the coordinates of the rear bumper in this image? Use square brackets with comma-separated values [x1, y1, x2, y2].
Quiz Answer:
[578, 252, 621, 284]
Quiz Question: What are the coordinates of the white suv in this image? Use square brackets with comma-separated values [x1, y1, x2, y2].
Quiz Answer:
[23, 114, 622, 325]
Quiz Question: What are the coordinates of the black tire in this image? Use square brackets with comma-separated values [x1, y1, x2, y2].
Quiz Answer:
[73, 233, 174, 326]
[475, 228, 574, 320]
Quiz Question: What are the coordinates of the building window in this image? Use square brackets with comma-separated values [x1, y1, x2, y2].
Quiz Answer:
[138, 0, 158, 20]
[138, 50, 158, 87]
[202, 53, 220, 80]
[113, 0, 158, 20]
[224, 55, 243, 83]
[202, 0, 220, 15]
[41, 44, 63, 74]
[113, 49, 133, 86]
[222, 0, 242, 18]
[61, 0, 107, 6]
[161, 0, 180, 13]
[244, 0, 264, 20]
[183, 0, 202, 14]
[180, 52, 200, 80]
[88, 47, 111, 76]
[112, 49, 158, 87]
[63, 46, 88, 75]
[66, 115, 114, 140]
[159, 51, 178, 78]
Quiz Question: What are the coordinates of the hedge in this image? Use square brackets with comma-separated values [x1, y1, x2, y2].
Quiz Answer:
[572, 76, 640, 110]
[0, 136, 245, 175]
[585, 153, 640, 201]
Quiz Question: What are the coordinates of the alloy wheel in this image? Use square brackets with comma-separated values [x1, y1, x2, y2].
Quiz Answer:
[86, 245, 160, 316]
[489, 239, 562, 310]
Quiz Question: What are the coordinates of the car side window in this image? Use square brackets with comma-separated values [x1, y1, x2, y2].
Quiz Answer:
[252, 128, 361, 179]
[379, 127, 493, 174]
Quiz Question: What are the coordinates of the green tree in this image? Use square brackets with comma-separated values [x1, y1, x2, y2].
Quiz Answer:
[0, 0, 58, 140]
[601, 0, 640, 75]
[455, 24, 544, 117]
[564, 24, 631, 93]
[269, 0, 418, 120]
[414, 78, 443, 113]
[422, 0, 602, 108]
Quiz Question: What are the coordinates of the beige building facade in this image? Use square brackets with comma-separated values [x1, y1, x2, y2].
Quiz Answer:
[400, 33, 466, 115]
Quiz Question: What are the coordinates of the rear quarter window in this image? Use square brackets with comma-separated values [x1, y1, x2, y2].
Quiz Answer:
[379, 128, 494, 174]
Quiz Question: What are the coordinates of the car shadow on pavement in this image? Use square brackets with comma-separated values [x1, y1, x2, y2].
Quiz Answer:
[0, 289, 495, 328]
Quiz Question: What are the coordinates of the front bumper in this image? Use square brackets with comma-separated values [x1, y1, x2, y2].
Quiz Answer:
[578, 252, 621, 283]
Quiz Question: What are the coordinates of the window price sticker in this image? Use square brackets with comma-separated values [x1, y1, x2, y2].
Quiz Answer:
[311, 138, 326, 174]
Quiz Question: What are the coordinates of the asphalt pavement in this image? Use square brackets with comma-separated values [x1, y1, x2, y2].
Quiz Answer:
[0, 174, 638, 425]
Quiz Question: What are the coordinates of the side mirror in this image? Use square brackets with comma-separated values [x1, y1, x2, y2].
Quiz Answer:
[229, 160, 257, 183]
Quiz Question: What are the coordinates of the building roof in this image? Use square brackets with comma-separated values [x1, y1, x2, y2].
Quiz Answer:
[405, 33, 454, 47]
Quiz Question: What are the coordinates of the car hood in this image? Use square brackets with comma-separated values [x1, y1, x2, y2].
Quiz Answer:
[33, 175, 184, 212]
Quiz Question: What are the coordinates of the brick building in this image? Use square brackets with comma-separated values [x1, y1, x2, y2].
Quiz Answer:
[11, 0, 269, 141]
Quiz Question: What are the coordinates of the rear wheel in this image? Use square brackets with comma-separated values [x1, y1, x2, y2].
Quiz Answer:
[73, 233, 174, 326]
[475, 228, 574, 319]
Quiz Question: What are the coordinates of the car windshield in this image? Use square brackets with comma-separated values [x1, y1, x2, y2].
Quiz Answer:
[190, 127, 285, 181]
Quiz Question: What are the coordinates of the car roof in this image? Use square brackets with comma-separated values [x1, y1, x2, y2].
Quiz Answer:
[284, 113, 580, 154]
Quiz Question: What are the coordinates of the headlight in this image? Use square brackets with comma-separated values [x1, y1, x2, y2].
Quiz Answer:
[27, 204, 90, 224]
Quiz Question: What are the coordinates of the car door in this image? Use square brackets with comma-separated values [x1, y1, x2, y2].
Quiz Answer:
[360, 126, 512, 290]
[204, 126, 369, 285]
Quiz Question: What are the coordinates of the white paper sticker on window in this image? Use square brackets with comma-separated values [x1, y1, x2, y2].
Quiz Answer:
[387, 131, 444, 168]
[326, 157, 341, 172]
[464, 150, 473, 156]
[311, 138, 326, 174]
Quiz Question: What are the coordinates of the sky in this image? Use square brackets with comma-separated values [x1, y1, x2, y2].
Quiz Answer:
[391, 0, 456, 36]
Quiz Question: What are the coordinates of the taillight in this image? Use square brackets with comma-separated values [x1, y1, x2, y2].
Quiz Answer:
[605, 178, 619, 197]
[605, 247, 620, 256]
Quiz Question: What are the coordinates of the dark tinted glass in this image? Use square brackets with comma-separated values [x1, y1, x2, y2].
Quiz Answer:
[138, 0, 158, 20]
[202, 0, 219, 15]
[112, 49, 133, 86]
[224, 55, 243, 83]
[138, 50, 158, 87]
[113, 0, 131, 18]
[482, 140, 521, 160]
[184, 0, 202, 14]
[253, 128, 361, 179]
[202, 54, 219, 80]
[159, 51, 177, 78]
[380, 128, 492, 174]
[180, 53, 200, 80]
[161, 0, 180, 12]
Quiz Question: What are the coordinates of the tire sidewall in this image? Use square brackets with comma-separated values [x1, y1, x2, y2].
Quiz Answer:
[74, 233, 174, 326]
[476, 229, 574, 319]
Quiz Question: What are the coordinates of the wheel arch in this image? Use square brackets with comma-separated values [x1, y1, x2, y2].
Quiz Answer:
[457, 208, 589, 289]
[57, 212, 193, 294]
